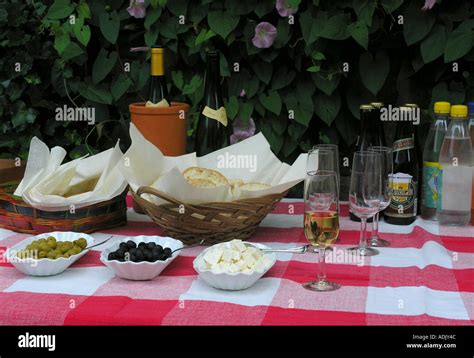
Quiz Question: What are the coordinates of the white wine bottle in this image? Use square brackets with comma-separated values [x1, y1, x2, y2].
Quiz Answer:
[146, 46, 170, 107]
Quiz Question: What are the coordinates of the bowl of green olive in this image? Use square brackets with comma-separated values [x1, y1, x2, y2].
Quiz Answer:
[6, 231, 94, 276]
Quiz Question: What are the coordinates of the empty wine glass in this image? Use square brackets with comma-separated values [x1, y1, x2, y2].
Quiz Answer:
[303, 170, 341, 292]
[368, 146, 394, 247]
[307, 148, 335, 173]
[348, 151, 382, 257]
[312, 144, 340, 189]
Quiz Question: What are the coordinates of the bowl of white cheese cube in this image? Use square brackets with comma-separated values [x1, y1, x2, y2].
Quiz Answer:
[193, 239, 276, 290]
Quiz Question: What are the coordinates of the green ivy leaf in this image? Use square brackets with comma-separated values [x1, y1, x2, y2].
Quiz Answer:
[145, 26, 159, 47]
[208, 11, 239, 40]
[252, 61, 272, 84]
[226, 96, 239, 120]
[77, 1, 91, 19]
[61, 42, 84, 60]
[285, 93, 314, 127]
[380, 0, 403, 13]
[195, 29, 216, 46]
[444, 20, 474, 62]
[271, 67, 296, 90]
[54, 33, 70, 54]
[182, 75, 202, 95]
[238, 102, 254, 121]
[359, 50, 390, 95]
[172, 71, 184, 90]
[92, 49, 118, 84]
[254, 2, 274, 18]
[299, 10, 318, 46]
[110, 74, 132, 101]
[46, 0, 74, 20]
[307, 66, 320, 72]
[403, 2, 435, 46]
[167, 0, 187, 17]
[99, 11, 120, 44]
[312, 73, 341, 96]
[145, 7, 162, 30]
[312, 52, 325, 60]
[420, 25, 446, 63]
[349, 21, 369, 50]
[76, 83, 113, 104]
[315, 12, 351, 40]
[271, 116, 288, 136]
[243, 73, 259, 98]
[259, 91, 281, 115]
[314, 91, 341, 126]
[335, 111, 358, 146]
[282, 136, 298, 158]
[11, 102, 38, 128]
[261, 121, 283, 153]
[352, 0, 376, 26]
[74, 24, 91, 47]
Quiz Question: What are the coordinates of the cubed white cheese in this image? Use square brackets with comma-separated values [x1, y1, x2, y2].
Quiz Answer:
[203, 249, 223, 265]
[221, 249, 233, 263]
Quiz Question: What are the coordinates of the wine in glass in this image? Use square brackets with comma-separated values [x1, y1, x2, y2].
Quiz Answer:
[303, 170, 341, 292]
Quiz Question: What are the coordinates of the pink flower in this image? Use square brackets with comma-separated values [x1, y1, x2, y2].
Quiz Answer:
[127, 0, 146, 18]
[230, 118, 256, 144]
[239, 89, 246, 97]
[252, 22, 277, 49]
[276, 0, 297, 17]
[422, 0, 436, 10]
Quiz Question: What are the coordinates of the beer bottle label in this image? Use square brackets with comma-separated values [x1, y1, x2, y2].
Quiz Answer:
[422, 161, 441, 209]
[385, 173, 417, 218]
[393, 137, 414, 151]
[202, 106, 228, 126]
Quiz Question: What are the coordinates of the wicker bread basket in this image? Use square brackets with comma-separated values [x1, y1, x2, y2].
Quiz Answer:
[132, 186, 288, 245]
[0, 182, 128, 234]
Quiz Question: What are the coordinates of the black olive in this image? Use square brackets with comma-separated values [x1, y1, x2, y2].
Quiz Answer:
[152, 251, 162, 261]
[135, 250, 144, 261]
[108, 252, 116, 260]
[117, 258, 125, 262]
[163, 247, 172, 257]
[144, 251, 153, 261]
[119, 242, 128, 251]
[152, 246, 163, 255]
[129, 248, 137, 255]
[115, 249, 125, 259]
[126, 240, 137, 249]
[138, 242, 147, 249]
[146, 242, 156, 250]
[130, 254, 137, 262]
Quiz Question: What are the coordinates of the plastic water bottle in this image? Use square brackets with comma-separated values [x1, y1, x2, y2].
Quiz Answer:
[437, 105, 473, 226]
[421, 102, 450, 220]
[468, 102, 474, 225]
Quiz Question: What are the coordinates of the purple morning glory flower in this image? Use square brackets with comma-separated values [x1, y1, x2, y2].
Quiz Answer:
[240, 89, 246, 97]
[230, 117, 256, 144]
[276, 0, 298, 17]
[127, 0, 146, 18]
[422, 0, 436, 10]
[252, 22, 277, 49]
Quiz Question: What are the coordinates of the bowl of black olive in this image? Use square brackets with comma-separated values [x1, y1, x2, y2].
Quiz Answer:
[100, 235, 183, 280]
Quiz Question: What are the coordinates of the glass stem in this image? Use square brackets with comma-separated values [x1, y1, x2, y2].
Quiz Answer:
[317, 247, 327, 283]
[371, 212, 379, 239]
[359, 218, 367, 249]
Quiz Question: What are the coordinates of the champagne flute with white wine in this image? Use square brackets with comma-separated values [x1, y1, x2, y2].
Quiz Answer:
[303, 170, 341, 292]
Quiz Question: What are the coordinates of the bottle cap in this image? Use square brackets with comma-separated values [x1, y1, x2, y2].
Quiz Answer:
[468, 101, 474, 115]
[434, 101, 450, 114]
[151, 46, 164, 54]
[450, 105, 468, 118]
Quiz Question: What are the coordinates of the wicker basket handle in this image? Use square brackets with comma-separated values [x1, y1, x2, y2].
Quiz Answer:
[136, 186, 186, 206]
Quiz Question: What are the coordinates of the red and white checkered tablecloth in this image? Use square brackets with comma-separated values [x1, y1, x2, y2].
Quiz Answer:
[0, 197, 472, 326]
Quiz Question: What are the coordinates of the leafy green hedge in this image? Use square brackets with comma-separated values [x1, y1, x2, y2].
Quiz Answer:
[1, 0, 473, 166]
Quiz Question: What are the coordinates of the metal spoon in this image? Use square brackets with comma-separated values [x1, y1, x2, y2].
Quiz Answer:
[246, 243, 310, 254]
[85, 235, 113, 250]
[171, 239, 206, 255]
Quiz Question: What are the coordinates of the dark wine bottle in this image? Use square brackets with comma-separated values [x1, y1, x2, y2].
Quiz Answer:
[194, 51, 230, 156]
[384, 106, 419, 225]
[370, 102, 387, 147]
[147, 46, 170, 106]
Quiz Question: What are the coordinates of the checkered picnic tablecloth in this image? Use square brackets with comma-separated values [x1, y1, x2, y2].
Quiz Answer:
[0, 196, 472, 325]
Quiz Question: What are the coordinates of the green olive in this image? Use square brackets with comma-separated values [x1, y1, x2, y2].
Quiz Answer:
[46, 251, 56, 259]
[46, 240, 56, 250]
[38, 251, 47, 259]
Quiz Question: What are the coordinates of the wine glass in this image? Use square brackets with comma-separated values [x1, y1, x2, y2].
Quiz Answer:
[306, 148, 335, 173]
[368, 146, 394, 247]
[347, 151, 382, 257]
[312, 144, 340, 189]
[303, 170, 341, 292]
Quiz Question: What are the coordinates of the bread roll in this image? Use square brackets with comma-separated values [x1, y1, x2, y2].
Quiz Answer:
[239, 182, 271, 191]
[182, 167, 228, 187]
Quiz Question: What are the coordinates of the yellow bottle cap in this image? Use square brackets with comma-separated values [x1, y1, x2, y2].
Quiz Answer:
[450, 105, 468, 118]
[434, 102, 450, 114]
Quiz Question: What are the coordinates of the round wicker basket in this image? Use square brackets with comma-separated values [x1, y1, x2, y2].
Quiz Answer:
[132, 186, 288, 245]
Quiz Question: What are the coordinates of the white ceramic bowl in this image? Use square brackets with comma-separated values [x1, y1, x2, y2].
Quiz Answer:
[100, 235, 183, 280]
[193, 242, 276, 291]
[6, 231, 94, 276]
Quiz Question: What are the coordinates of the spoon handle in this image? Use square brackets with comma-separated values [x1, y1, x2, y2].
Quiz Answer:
[85, 236, 113, 250]
[260, 245, 308, 254]
[171, 239, 206, 254]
